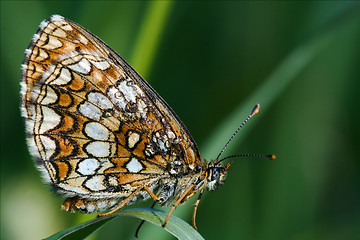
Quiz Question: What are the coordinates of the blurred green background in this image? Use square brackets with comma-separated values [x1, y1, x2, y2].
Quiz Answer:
[1, 1, 360, 240]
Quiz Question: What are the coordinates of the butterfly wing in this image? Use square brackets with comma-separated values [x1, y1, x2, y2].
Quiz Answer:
[20, 15, 202, 206]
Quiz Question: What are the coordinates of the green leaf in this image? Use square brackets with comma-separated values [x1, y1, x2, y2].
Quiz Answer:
[44, 208, 204, 240]
[43, 215, 116, 240]
[120, 208, 204, 240]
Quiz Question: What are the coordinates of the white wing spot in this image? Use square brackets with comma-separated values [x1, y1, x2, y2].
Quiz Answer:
[108, 86, 128, 111]
[68, 58, 91, 74]
[137, 99, 148, 118]
[127, 132, 140, 148]
[78, 34, 88, 45]
[126, 158, 143, 173]
[84, 122, 110, 140]
[52, 28, 67, 38]
[88, 92, 113, 110]
[167, 130, 176, 139]
[35, 48, 49, 61]
[90, 60, 110, 70]
[41, 86, 58, 105]
[58, 182, 89, 194]
[153, 132, 169, 153]
[41, 65, 56, 84]
[39, 135, 56, 160]
[144, 145, 155, 157]
[77, 158, 100, 175]
[39, 106, 61, 134]
[44, 35, 63, 49]
[85, 141, 110, 157]
[84, 175, 107, 191]
[79, 101, 102, 120]
[108, 176, 119, 186]
[118, 80, 143, 103]
[50, 67, 72, 85]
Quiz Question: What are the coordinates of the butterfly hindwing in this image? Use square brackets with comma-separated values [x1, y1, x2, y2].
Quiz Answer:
[21, 15, 202, 203]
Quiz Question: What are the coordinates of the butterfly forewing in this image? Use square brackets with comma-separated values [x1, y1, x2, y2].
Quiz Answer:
[21, 15, 203, 211]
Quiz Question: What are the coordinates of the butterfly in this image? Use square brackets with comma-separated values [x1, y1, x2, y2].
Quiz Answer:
[20, 15, 275, 230]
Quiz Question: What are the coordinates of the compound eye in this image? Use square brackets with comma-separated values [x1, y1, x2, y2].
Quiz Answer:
[194, 165, 201, 173]
[211, 167, 220, 181]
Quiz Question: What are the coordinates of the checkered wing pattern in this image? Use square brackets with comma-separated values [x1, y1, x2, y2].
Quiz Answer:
[20, 15, 202, 212]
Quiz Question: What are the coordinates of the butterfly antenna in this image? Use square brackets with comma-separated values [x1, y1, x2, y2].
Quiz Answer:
[217, 153, 276, 164]
[216, 104, 261, 162]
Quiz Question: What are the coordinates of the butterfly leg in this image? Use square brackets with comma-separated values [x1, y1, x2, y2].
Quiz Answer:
[192, 188, 204, 230]
[143, 185, 160, 201]
[98, 185, 160, 217]
[162, 184, 196, 228]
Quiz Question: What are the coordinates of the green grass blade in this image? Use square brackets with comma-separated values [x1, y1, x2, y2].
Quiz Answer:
[120, 208, 204, 240]
[130, 1, 174, 78]
[44, 208, 204, 240]
[44, 215, 117, 240]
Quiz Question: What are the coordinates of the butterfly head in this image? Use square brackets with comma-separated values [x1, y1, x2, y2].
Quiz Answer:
[203, 104, 262, 192]
[205, 160, 232, 192]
